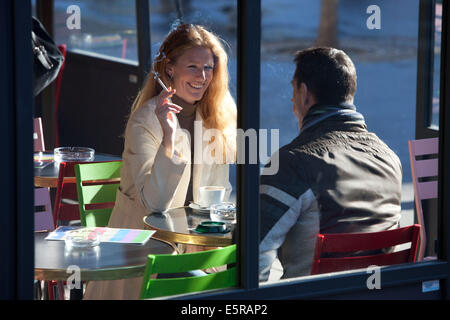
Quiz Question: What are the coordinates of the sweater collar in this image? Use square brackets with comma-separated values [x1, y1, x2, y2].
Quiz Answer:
[300, 102, 365, 135]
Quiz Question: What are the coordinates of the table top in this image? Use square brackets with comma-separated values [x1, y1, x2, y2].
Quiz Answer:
[34, 151, 121, 188]
[34, 232, 175, 281]
[143, 206, 234, 247]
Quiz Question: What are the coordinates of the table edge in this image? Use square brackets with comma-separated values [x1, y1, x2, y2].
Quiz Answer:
[142, 215, 233, 247]
[34, 265, 146, 281]
[34, 234, 177, 281]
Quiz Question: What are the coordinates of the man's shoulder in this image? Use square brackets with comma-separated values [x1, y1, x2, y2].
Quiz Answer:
[261, 137, 309, 178]
[273, 136, 306, 159]
[276, 133, 320, 158]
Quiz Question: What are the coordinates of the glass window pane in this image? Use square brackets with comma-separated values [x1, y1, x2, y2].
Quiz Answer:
[259, 0, 429, 284]
[31, 0, 37, 16]
[431, 1, 442, 128]
[146, 0, 239, 294]
[149, 0, 238, 203]
[54, 0, 138, 61]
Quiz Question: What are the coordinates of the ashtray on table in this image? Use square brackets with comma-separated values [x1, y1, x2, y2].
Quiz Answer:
[194, 221, 230, 234]
[210, 202, 236, 224]
[65, 228, 100, 248]
[54, 147, 95, 165]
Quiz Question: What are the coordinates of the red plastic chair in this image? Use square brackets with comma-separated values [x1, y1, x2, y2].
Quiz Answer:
[408, 137, 438, 261]
[311, 224, 421, 275]
[53, 160, 121, 226]
[53, 161, 86, 226]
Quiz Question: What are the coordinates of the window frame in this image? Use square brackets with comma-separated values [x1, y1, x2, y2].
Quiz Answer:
[416, 0, 440, 138]
[175, 0, 450, 299]
[0, 0, 34, 299]
[3, 0, 450, 299]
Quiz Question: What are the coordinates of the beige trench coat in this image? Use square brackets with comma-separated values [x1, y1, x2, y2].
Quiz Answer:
[83, 96, 232, 300]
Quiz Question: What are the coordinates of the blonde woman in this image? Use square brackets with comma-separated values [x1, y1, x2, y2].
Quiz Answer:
[83, 24, 236, 300]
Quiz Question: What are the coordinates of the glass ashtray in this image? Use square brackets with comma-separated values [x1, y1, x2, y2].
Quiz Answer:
[54, 147, 95, 164]
[210, 202, 236, 224]
[65, 229, 101, 248]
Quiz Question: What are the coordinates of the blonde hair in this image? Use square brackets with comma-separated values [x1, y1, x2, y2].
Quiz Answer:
[130, 24, 236, 162]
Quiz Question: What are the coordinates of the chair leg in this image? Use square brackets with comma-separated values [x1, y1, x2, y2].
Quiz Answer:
[47, 281, 56, 300]
[43, 281, 50, 300]
[57, 281, 66, 300]
[34, 280, 42, 300]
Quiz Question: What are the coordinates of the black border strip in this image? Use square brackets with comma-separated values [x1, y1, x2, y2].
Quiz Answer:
[438, 0, 450, 299]
[236, 0, 261, 291]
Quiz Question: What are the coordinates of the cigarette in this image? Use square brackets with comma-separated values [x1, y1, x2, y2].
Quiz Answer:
[156, 77, 169, 92]
[152, 71, 169, 92]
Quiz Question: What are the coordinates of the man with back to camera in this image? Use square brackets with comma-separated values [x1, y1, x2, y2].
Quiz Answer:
[259, 47, 402, 281]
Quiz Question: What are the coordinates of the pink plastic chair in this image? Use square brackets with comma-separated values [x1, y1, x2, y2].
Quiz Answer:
[34, 117, 53, 230]
[34, 118, 65, 299]
[35, 188, 64, 300]
[408, 137, 438, 261]
[34, 117, 45, 152]
[34, 188, 55, 232]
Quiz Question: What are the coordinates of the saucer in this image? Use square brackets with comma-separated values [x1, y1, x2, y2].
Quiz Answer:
[189, 202, 212, 213]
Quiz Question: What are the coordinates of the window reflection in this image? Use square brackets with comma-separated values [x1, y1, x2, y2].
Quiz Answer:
[31, 0, 37, 16]
[149, 0, 237, 203]
[431, 1, 442, 128]
[259, 0, 421, 283]
[53, 0, 138, 61]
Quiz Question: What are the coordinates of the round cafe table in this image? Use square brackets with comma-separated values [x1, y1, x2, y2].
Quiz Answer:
[143, 206, 234, 247]
[34, 232, 176, 281]
[34, 151, 121, 188]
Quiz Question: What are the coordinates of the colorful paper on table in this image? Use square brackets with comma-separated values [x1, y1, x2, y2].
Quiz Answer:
[34, 153, 54, 162]
[34, 153, 54, 168]
[45, 226, 155, 245]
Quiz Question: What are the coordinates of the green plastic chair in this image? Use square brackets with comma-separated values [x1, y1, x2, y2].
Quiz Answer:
[140, 244, 237, 299]
[74, 161, 122, 227]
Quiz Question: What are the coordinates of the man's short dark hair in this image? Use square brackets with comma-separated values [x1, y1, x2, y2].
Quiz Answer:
[293, 47, 357, 105]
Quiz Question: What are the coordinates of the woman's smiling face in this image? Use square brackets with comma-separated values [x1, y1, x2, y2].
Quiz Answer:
[166, 46, 215, 104]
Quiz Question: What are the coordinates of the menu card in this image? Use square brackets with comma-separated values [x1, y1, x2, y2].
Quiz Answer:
[45, 226, 155, 245]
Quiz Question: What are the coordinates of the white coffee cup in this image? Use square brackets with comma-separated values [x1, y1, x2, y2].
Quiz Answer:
[197, 186, 225, 208]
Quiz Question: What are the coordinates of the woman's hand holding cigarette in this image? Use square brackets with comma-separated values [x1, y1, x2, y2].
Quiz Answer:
[155, 87, 183, 158]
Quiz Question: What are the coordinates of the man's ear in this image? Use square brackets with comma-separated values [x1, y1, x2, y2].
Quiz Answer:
[300, 82, 308, 105]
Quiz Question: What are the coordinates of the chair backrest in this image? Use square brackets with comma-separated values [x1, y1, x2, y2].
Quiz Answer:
[310, 224, 421, 275]
[53, 161, 85, 225]
[408, 137, 438, 260]
[34, 187, 54, 231]
[140, 244, 237, 299]
[34, 117, 45, 152]
[74, 161, 122, 227]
